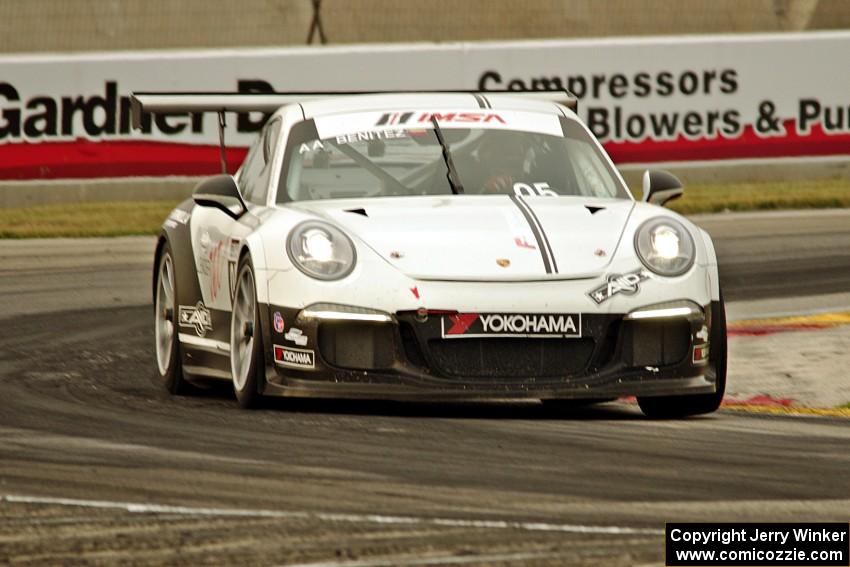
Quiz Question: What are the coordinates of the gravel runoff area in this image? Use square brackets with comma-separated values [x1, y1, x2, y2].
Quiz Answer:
[725, 306, 850, 410]
[728, 329, 850, 409]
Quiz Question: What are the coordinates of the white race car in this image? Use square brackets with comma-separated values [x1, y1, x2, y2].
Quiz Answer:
[136, 90, 726, 417]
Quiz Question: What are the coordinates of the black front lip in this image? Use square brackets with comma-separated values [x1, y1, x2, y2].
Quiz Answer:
[259, 304, 717, 400]
[262, 374, 716, 400]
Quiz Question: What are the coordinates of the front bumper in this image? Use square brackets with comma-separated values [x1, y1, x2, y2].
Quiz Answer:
[258, 302, 718, 401]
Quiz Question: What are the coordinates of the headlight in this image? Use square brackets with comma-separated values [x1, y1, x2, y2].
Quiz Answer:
[287, 221, 356, 280]
[298, 303, 393, 322]
[634, 217, 695, 277]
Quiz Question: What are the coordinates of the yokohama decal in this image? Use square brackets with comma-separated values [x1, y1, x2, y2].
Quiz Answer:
[441, 313, 581, 338]
[273, 345, 315, 369]
[443, 313, 479, 336]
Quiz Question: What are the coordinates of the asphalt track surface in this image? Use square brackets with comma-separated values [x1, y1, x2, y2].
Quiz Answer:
[1, 209, 849, 566]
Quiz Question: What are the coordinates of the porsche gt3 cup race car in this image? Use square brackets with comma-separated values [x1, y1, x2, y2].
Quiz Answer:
[137, 90, 727, 417]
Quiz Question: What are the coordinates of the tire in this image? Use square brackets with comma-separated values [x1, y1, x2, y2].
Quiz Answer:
[637, 291, 727, 419]
[230, 254, 265, 409]
[153, 241, 193, 395]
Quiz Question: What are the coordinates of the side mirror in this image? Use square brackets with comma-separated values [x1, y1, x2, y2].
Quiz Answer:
[193, 174, 246, 219]
[642, 170, 683, 207]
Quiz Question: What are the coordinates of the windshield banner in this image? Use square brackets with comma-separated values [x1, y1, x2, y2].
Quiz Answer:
[1, 31, 849, 180]
[314, 110, 565, 139]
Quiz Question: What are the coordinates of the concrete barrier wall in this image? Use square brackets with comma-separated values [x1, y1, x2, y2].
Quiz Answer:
[2, 26, 849, 204]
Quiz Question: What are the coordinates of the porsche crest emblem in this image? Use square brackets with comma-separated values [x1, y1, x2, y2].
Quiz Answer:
[496, 258, 510, 268]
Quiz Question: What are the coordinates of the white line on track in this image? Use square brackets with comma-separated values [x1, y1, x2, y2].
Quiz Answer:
[280, 550, 564, 567]
[1, 494, 662, 536]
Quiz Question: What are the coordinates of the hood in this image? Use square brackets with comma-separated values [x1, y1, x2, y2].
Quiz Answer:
[293, 196, 635, 281]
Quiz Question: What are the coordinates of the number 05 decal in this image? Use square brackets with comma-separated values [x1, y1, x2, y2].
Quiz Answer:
[513, 182, 557, 197]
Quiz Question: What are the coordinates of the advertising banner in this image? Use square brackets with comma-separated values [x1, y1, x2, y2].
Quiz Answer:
[1, 31, 849, 180]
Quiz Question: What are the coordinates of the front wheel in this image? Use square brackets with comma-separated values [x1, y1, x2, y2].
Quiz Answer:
[230, 255, 265, 409]
[637, 291, 727, 419]
[153, 242, 193, 395]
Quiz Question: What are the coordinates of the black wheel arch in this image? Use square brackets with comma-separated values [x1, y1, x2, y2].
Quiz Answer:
[154, 201, 204, 310]
[152, 235, 167, 307]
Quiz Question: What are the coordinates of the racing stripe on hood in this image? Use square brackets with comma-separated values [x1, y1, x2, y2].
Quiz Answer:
[509, 194, 558, 274]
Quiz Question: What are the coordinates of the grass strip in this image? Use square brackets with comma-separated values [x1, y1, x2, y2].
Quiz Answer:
[664, 178, 850, 215]
[0, 201, 178, 238]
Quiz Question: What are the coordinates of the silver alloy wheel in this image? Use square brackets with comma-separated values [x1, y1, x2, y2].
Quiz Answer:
[154, 252, 176, 376]
[230, 264, 256, 391]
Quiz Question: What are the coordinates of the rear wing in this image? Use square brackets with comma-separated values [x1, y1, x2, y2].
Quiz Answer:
[129, 89, 578, 172]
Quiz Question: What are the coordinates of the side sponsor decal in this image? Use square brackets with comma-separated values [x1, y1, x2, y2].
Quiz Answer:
[693, 324, 710, 365]
[692, 343, 710, 365]
[587, 269, 651, 304]
[179, 302, 213, 336]
[207, 240, 227, 302]
[441, 313, 581, 338]
[273, 311, 285, 333]
[283, 327, 308, 346]
[197, 229, 231, 304]
[273, 345, 316, 369]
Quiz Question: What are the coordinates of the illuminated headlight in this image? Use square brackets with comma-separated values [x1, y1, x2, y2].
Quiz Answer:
[287, 221, 356, 280]
[625, 300, 703, 320]
[634, 217, 695, 277]
[298, 303, 393, 323]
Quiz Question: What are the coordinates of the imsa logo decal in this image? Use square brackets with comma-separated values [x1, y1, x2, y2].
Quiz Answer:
[441, 313, 581, 338]
[273, 345, 316, 369]
[375, 112, 506, 126]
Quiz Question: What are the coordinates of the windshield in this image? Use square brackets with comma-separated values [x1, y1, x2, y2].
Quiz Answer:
[278, 111, 629, 203]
